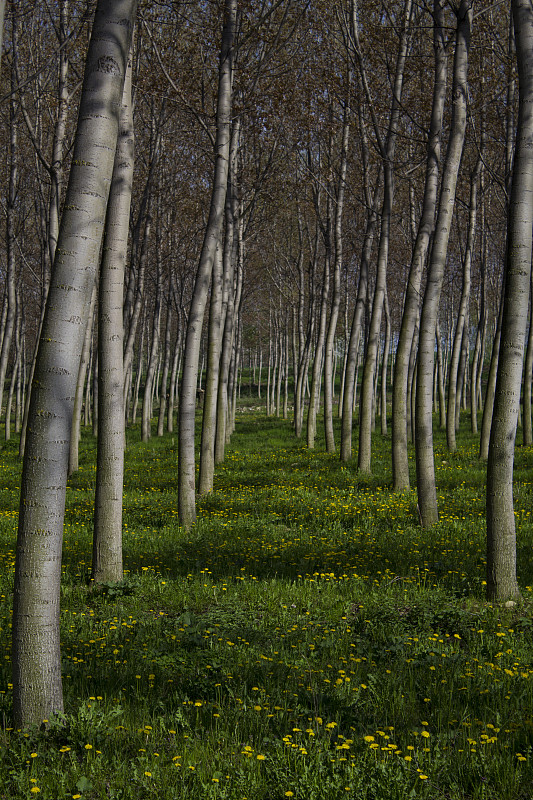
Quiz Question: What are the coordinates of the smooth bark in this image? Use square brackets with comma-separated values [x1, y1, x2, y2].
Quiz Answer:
[12, 0, 136, 728]
[178, 0, 235, 526]
[391, 0, 446, 489]
[415, 0, 472, 526]
[92, 57, 134, 583]
[486, 0, 533, 602]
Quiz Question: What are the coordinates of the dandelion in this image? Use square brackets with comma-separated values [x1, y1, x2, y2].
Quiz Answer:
[285, 793, 294, 798]
[30, 789, 41, 795]
[257, 754, 266, 760]
[144, 771, 152, 777]
[421, 730, 430, 738]
[363, 736, 375, 743]
[84, 744, 93, 750]
[419, 775, 428, 780]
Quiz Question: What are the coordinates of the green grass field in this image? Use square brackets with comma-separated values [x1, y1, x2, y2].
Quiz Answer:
[0, 411, 532, 799]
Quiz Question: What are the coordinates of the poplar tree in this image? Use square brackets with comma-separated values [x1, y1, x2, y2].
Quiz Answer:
[486, 0, 533, 602]
[12, 0, 137, 728]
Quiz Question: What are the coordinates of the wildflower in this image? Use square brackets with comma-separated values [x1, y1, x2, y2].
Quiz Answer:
[419, 775, 428, 780]
[30, 790, 40, 795]
[84, 744, 93, 750]
[144, 771, 152, 777]
[257, 754, 266, 760]
[363, 736, 375, 743]
[285, 793, 294, 798]
[421, 730, 430, 738]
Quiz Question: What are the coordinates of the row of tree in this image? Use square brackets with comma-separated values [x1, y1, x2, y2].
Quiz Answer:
[0, 0, 532, 727]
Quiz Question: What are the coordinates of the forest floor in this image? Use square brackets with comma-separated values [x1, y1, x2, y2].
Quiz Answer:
[0, 409, 532, 798]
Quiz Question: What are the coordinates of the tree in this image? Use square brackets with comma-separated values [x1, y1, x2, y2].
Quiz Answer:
[92, 54, 135, 584]
[12, 0, 137, 728]
[391, 0, 446, 490]
[415, 0, 472, 526]
[486, 0, 533, 603]
[357, 0, 413, 473]
[178, 0, 236, 527]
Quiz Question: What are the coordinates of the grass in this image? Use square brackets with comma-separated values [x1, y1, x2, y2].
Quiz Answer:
[0, 408, 532, 798]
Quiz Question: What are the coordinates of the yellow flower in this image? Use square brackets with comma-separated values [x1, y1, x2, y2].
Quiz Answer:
[421, 730, 430, 738]
[419, 775, 428, 780]
[326, 722, 337, 729]
[30, 753, 38, 758]
[84, 744, 93, 750]
[257, 754, 266, 760]
[144, 771, 152, 777]
[285, 794, 294, 798]
[30, 790, 41, 795]
[363, 735, 375, 743]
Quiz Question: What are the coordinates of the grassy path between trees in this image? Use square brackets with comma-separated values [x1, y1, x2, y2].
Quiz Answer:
[0, 412, 533, 798]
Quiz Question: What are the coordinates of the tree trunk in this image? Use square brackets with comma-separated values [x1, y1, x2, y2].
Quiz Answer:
[480, 291, 504, 460]
[157, 282, 173, 438]
[178, 0, 236, 527]
[214, 123, 239, 461]
[324, 102, 349, 453]
[523, 269, 533, 445]
[12, 0, 136, 729]
[68, 282, 97, 475]
[92, 55, 134, 584]
[307, 252, 329, 449]
[391, 0, 446, 489]
[486, 0, 533, 603]
[415, 0, 472, 526]
[380, 288, 391, 436]
[357, 0, 412, 473]
[339, 165, 380, 462]
[141, 234, 162, 442]
[199, 244, 223, 494]
[471, 176, 487, 434]
[0, 70, 18, 422]
[5, 295, 21, 442]
[446, 157, 480, 451]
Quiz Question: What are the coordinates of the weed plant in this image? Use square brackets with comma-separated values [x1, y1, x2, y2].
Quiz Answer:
[0, 411, 532, 798]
